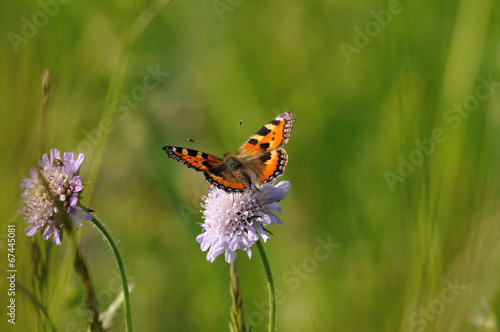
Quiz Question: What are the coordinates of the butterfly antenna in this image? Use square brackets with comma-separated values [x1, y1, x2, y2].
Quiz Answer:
[187, 138, 223, 155]
[227, 120, 243, 153]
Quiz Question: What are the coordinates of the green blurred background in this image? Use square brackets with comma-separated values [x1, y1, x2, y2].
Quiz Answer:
[1, 0, 500, 331]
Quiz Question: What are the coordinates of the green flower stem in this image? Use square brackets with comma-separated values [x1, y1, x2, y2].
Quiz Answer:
[89, 215, 132, 332]
[229, 262, 246, 332]
[256, 239, 275, 332]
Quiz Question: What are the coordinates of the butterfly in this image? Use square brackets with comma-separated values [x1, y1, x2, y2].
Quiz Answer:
[163, 111, 296, 193]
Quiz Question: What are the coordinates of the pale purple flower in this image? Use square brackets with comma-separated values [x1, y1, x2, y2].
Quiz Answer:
[18, 148, 92, 244]
[196, 181, 291, 263]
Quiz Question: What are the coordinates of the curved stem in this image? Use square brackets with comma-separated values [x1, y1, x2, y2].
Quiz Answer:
[89, 216, 132, 332]
[256, 239, 275, 332]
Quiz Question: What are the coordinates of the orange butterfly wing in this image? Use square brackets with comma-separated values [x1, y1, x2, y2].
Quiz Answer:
[163, 146, 221, 171]
[254, 148, 288, 184]
[237, 111, 295, 154]
[163, 146, 247, 192]
[237, 111, 296, 185]
[203, 171, 247, 192]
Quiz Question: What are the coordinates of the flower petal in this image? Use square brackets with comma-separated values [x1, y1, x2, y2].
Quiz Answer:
[208, 244, 225, 263]
[75, 153, 85, 170]
[40, 153, 50, 169]
[69, 194, 78, 207]
[264, 211, 283, 225]
[276, 180, 291, 191]
[247, 227, 259, 242]
[52, 227, 61, 245]
[63, 152, 75, 172]
[225, 250, 236, 263]
[264, 202, 282, 213]
[68, 206, 92, 228]
[50, 148, 61, 163]
[42, 222, 55, 240]
[245, 248, 252, 259]
[25, 224, 39, 237]
[70, 176, 83, 192]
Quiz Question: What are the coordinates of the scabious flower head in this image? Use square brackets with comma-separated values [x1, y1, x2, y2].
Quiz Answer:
[196, 181, 291, 263]
[18, 148, 92, 245]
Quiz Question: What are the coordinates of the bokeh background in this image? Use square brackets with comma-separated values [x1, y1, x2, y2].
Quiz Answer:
[1, 0, 500, 331]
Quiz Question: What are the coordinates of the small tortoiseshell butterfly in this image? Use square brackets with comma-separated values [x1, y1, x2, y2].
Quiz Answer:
[163, 111, 296, 193]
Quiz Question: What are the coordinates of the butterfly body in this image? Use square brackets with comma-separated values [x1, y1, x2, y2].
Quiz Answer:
[163, 111, 295, 193]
